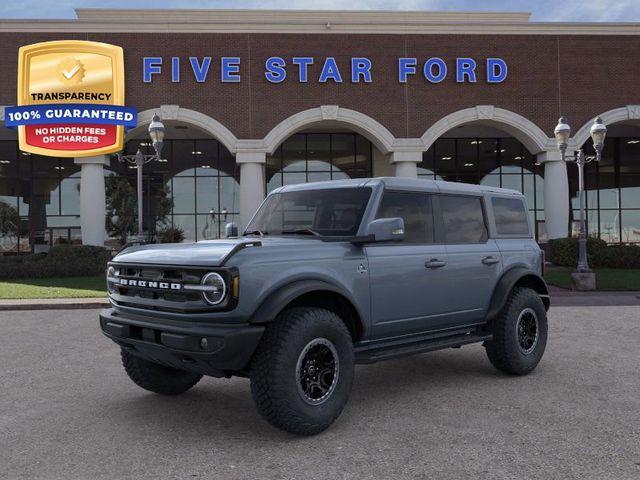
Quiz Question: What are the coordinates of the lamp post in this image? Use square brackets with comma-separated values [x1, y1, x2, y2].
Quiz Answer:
[553, 116, 607, 287]
[117, 114, 166, 238]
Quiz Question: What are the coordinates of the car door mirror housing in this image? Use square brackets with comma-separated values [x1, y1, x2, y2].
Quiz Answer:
[365, 217, 405, 243]
[224, 222, 239, 238]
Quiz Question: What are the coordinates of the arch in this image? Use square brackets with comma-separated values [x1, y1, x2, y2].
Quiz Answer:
[263, 106, 396, 155]
[127, 106, 239, 154]
[572, 105, 640, 148]
[420, 105, 552, 154]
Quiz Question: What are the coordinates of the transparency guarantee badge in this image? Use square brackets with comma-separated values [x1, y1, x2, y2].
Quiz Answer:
[5, 40, 136, 157]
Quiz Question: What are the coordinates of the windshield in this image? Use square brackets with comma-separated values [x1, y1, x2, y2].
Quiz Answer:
[245, 187, 372, 237]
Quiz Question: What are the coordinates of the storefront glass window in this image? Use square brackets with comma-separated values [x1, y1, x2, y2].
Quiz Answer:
[266, 133, 373, 193]
[569, 136, 640, 244]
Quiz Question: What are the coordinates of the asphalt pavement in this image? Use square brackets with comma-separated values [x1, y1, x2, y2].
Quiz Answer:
[1, 307, 639, 480]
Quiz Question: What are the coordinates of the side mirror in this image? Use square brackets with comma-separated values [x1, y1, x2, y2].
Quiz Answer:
[224, 222, 239, 238]
[364, 217, 405, 242]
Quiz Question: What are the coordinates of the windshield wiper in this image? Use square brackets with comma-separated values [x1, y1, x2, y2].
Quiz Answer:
[281, 228, 322, 237]
[244, 229, 266, 237]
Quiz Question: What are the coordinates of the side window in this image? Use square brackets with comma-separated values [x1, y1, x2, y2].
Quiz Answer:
[492, 197, 530, 236]
[439, 195, 488, 244]
[376, 191, 433, 243]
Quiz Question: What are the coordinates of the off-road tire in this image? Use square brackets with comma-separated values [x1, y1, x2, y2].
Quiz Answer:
[250, 307, 355, 436]
[121, 349, 202, 395]
[485, 287, 548, 375]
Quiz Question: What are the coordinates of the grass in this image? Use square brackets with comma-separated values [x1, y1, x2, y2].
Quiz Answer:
[0, 276, 107, 299]
[545, 268, 640, 291]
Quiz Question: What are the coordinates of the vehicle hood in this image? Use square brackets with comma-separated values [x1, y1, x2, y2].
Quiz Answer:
[112, 236, 324, 267]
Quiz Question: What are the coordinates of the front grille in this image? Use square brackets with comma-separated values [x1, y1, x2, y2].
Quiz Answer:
[108, 263, 214, 313]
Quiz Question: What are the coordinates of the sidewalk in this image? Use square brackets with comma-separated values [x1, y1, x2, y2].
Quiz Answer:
[0, 297, 109, 311]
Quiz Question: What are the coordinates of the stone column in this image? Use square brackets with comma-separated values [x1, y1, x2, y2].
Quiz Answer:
[538, 151, 569, 240]
[237, 151, 266, 230]
[74, 155, 109, 246]
[390, 150, 422, 178]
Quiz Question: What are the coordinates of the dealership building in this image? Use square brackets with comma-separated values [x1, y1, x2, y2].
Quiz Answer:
[1, 8, 640, 252]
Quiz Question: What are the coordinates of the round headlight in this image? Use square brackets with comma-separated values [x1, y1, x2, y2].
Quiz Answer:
[107, 266, 116, 293]
[201, 272, 226, 305]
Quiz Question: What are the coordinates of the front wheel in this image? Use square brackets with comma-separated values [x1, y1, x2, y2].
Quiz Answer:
[485, 287, 548, 375]
[250, 307, 354, 436]
[121, 349, 202, 395]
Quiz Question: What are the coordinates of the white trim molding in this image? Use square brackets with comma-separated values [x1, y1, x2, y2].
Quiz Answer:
[263, 106, 396, 155]
[420, 106, 553, 154]
[128, 106, 239, 154]
[572, 105, 640, 148]
[2, 10, 639, 35]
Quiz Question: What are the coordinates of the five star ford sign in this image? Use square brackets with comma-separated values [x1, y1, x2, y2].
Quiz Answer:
[4, 40, 137, 157]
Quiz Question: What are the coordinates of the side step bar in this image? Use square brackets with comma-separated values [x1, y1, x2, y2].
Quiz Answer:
[355, 331, 492, 364]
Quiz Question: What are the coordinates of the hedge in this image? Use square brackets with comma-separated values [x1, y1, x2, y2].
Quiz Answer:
[0, 245, 112, 279]
[549, 237, 640, 269]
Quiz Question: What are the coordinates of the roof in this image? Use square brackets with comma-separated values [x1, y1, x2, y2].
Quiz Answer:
[0, 9, 638, 35]
[275, 177, 523, 196]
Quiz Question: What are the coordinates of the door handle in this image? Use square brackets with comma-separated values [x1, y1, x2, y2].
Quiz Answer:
[482, 256, 500, 266]
[425, 258, 446, 269]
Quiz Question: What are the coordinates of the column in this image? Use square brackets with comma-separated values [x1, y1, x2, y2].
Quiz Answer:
[390, 150, 422, 178]
[538, 151, 569, 240]
[74, 155, 109, 246]
[237, 151, 266, 231]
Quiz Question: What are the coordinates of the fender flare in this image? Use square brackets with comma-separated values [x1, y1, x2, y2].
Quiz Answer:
[485, 267, 550, 322]
[248, 279, 362, 325]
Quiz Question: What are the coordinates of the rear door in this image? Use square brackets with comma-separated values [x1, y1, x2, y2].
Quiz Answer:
[365, 190, 452, 339]
[436, 194, 502, 327]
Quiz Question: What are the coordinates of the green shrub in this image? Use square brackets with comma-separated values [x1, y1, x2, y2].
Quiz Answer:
[549, 236, 640, 269]
[157, 226, 185, 244]
[594, 244, 640, 269]
[0, 245, 112, 279]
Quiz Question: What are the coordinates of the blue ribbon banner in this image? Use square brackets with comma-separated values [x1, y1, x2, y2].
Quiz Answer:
[4, 104, 137, 128]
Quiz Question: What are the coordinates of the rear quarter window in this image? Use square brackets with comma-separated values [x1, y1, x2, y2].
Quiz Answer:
[492, 197, 530, 236]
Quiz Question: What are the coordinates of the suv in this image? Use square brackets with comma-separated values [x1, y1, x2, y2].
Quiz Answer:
[100, 177, 549, 435]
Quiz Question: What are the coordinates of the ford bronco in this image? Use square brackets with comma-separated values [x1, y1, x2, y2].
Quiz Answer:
[100, 177, 550, 435]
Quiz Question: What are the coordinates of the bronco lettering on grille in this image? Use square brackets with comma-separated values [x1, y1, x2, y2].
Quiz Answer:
[118, 278, 182, 290]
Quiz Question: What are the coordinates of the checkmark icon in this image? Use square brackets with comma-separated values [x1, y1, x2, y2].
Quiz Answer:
[62, 64, 80, 79]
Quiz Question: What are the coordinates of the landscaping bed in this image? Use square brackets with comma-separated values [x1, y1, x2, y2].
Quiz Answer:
[545, 267, 640, 291]
[0, 276, 106, 299]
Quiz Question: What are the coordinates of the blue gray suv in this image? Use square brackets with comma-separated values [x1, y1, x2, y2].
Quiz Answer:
[100, 177, 550, 435]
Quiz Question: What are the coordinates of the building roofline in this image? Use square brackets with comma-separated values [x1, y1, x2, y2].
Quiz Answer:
[73, 9, 533, 24]
[0, 9, 638, 35]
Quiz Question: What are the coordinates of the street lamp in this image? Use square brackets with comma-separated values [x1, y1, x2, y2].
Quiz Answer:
[554, 116, 607, 283]
[117, 114, 166, 238]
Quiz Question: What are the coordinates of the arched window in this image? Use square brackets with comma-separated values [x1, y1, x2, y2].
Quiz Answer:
[111, 138, 240, 243]
[266, 133, 373, 193]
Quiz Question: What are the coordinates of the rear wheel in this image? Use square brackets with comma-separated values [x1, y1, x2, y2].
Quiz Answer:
[250, 307, 354, 436]
[485, 287, 548, 375]
[121, 349, 202, 395]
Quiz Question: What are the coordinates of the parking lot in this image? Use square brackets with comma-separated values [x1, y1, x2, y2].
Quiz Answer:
[1, 306, 639, 480]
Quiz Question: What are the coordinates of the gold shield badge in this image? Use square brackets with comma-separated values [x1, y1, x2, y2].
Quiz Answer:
[15, 40, 126, 157]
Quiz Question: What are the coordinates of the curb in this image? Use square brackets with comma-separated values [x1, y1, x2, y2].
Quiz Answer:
[0, 298, 110, 311]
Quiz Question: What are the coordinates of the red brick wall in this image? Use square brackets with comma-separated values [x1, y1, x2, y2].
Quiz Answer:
[0, 32, 638, 141]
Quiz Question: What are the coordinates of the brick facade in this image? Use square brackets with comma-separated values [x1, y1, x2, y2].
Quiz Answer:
[0, 32, 638, 140]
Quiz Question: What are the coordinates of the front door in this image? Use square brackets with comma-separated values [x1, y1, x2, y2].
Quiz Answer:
[366, 190, 453, 339]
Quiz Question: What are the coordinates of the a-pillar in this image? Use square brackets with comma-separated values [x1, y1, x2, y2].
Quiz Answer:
[237, 151, 266, 230]
[538, 151, 569, 240]
[390, 150, 422, 178]
[74, 155, 109, 246]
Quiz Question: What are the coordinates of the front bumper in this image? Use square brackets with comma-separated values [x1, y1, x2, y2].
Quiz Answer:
[99, 308, 264, 376]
